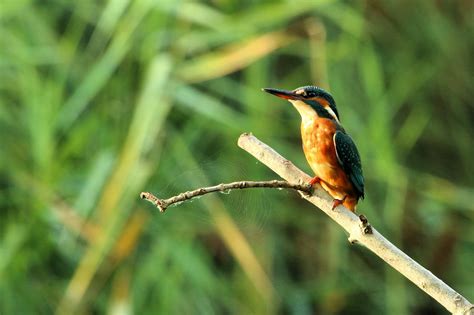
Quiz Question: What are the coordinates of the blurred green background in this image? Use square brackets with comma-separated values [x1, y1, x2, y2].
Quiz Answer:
[1, 0, 473, 314]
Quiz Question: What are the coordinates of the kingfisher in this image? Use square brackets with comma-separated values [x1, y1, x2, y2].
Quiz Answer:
[263, 85, 364, 212]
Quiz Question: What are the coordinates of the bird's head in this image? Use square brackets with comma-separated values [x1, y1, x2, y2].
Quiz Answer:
[263, 85, 339, 122]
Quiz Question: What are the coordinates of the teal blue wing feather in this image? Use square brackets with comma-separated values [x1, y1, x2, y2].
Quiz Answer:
[333, 131, 365, 198]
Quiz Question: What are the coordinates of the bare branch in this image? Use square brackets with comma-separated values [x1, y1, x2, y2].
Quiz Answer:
[140, 180, 311, 212]
[237, 132, 473, 315]
[139, 132, 473, 315]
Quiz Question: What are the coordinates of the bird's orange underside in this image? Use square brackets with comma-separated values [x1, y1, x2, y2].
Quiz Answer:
[302, 118, 359, 211]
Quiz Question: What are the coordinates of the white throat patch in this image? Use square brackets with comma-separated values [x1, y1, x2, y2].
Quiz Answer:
[289, 100, 317, 128]
[289, 100, 339, 126]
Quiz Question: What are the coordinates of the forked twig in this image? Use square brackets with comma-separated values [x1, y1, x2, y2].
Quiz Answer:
[139, 133, 474, 315]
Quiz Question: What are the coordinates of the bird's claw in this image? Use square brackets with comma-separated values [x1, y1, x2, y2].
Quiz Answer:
[309, 176, 321, 186]
[331, 195, 347, 210]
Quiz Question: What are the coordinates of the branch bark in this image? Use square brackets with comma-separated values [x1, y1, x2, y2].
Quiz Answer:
[237, 133, 473, 315]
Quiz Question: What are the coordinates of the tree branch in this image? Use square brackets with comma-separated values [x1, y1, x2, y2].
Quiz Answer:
[140, 180, 311, 212]
[237, 132, 473, 315]
[139, 132, 473, 314]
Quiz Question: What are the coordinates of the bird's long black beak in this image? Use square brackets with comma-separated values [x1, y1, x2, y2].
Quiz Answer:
[262, 87, 300, 100]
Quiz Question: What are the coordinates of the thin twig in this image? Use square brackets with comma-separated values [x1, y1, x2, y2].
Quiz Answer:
[140, 180, 311, 212]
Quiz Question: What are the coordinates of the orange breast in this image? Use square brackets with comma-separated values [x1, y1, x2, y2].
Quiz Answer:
[301, 118, 356, 200]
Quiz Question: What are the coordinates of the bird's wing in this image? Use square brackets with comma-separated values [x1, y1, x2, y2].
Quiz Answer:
[333, 131, 365, 198]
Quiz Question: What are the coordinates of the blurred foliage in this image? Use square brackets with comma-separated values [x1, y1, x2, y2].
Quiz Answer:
[1, 0, 473, 314]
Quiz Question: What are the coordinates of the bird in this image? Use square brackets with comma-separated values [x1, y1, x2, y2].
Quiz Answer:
[263, 85, 364, 212]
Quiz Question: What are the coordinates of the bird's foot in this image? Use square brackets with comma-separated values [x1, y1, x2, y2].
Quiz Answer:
[332, 195, 347, 210]
[309, 176, 322, 186]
